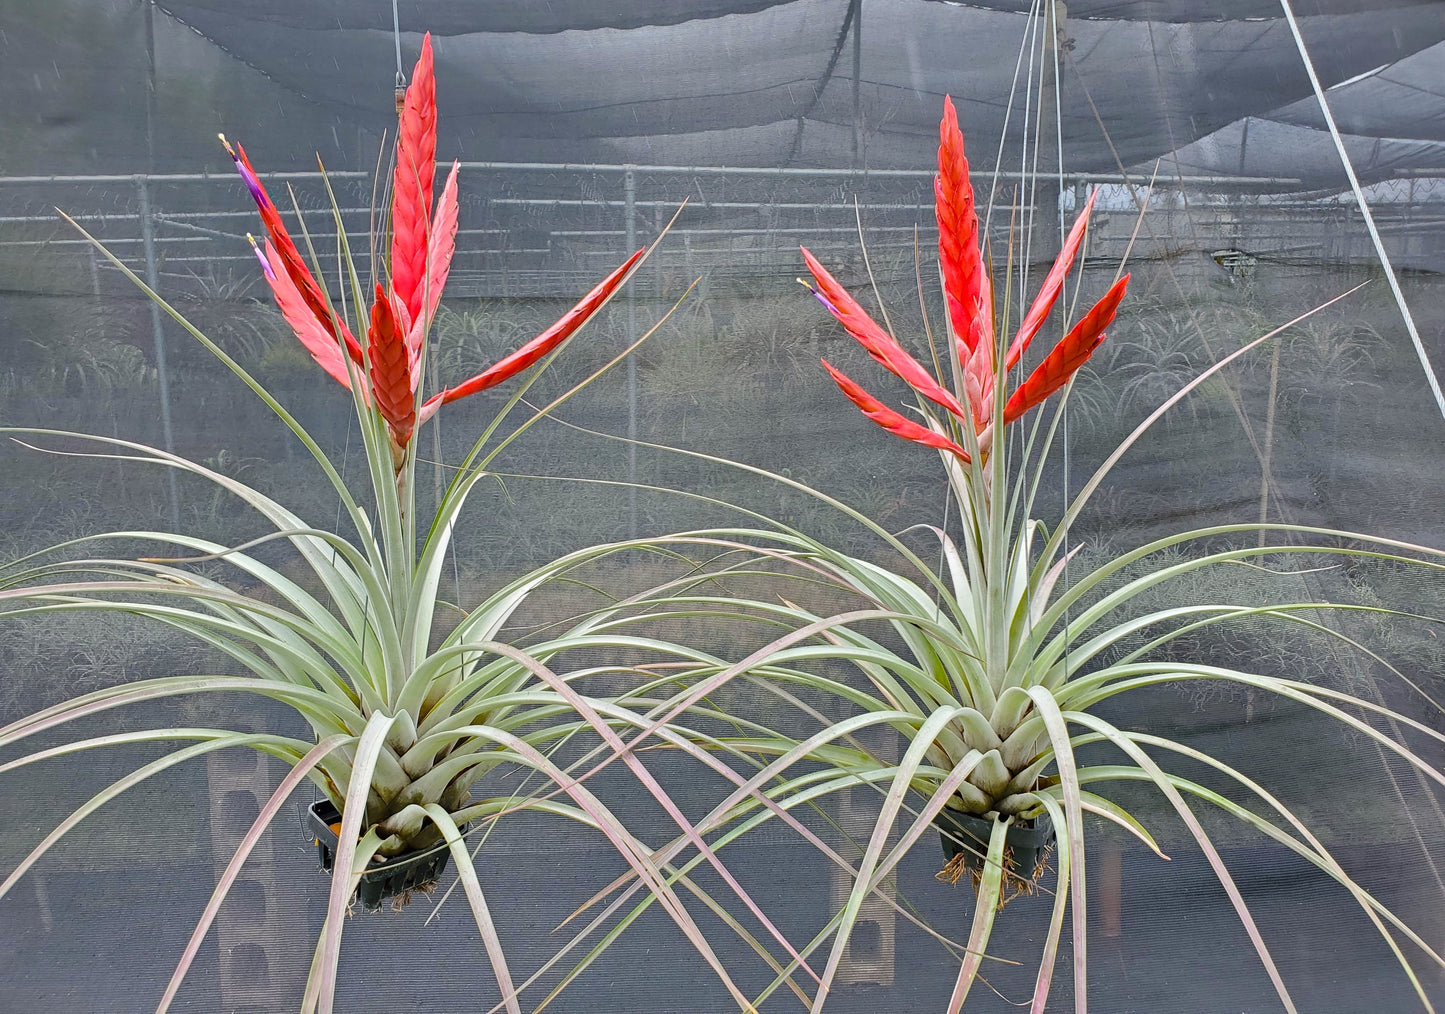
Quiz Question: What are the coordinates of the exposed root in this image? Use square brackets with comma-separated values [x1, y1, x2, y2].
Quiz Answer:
[937, 843, 1056, 911]
[937, 851, 973, 886]
[387, 878, 439, 913]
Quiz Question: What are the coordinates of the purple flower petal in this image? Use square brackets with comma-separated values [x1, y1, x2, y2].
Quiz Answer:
[795, 276, 840, 317]
[808, 284, 839, 317]
[246, 233, 275, 280]
[220, 133, 268, 210]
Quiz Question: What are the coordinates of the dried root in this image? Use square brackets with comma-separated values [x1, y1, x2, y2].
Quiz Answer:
[937, 844, 1056, 911]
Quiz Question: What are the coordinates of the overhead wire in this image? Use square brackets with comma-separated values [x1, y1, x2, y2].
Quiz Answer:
[1278, 0, 1445, 917]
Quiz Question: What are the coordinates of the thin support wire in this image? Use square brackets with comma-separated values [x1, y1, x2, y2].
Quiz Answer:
[1048, 1, 1072, 685]
[1017, 2, 1041, 294]
[983, 0, 1039, 238]
[1278, 0, 1445, 426]
[392, 0, 406, 89]
[625, 168, 639, 541]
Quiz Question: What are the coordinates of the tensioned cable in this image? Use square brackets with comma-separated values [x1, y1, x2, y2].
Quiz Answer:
[1278, 0, 1445, 426]
[1278, 0, 1445, 917]
[1017, 6, 1046, 472]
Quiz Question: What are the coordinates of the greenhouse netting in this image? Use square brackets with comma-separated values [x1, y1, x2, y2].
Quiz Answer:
[2, 2, 1443, 1012]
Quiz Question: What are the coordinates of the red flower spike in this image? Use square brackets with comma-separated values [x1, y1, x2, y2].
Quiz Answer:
[405, 160, 460, 362]
[366, 284, 417, 449]
[1005, 190, 1097, 371]
[822, 360, 971, 462]
[236, 38, 646, 456]
[808, 98, 1131, 461]
[263, 240, 361, 392]
[392, 32, 438, 327]
[1004, 274, 1130, 424]
[419, 247, 646, 423]
[228, 139, 364, 368]
[800, 246, 969, 421]
[935, 96, 989, 355]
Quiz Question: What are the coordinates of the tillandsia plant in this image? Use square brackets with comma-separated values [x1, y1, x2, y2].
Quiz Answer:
[533, 96, 1445, 1012]
[750, 97, 1445, 1011]
[0, 32, 781, 1014]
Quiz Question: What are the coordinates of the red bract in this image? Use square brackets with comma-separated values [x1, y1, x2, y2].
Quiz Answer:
[1006, 190, 1096, 371]
[418, 247, 646, 422]
[228, 33, 642, 468]
[822, 360, 971, 462]
[258, 237, 354, 388]
[366, 285, 417, 459]
[224, 141, 364, 369]
[803, 95, 1130, 461]
[801, 248, 967, 420]
[935, 95, 990, 357]
[1004, 274, 1129, 424]
[391, 36, 438, 331]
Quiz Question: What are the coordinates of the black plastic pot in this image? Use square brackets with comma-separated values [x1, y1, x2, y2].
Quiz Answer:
[933, 808, 1055, 882]
[307, 800, 458, 910]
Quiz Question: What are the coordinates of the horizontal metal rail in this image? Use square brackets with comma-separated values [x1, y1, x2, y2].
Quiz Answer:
[0, 171, 369, 184]
[0, 162, 1308, 188]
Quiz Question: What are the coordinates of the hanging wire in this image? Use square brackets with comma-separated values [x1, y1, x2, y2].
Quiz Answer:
[1048, 0, 1073, 695]
[1018, 5, 1048, 476]
[1017, 3, 1041, 297]
[982, 0, 1041, 240]
[387, 0, 461, 609]
[939, 0, 1038, 595]
[393, 0, 407, 112]
[1277, 0, 1445, 426]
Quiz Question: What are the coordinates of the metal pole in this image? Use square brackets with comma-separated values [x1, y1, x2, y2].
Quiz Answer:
[624, 167, 638, 541]
[136, 175, 182, 528]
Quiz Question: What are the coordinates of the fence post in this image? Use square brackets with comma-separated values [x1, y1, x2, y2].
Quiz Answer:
[135, 174, 182, 528]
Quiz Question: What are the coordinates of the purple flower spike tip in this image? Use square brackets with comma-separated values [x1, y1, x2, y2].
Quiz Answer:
[246, 233, 275, 280]
[809, 285, 839, 316]
[220, 133, 268, 210]
[795, 276, 839, 316]
[235, 159, 267, 209]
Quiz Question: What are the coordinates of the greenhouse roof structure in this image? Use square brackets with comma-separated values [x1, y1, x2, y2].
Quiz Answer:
[6, 0, 1444, 188]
